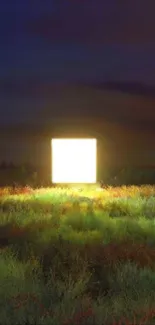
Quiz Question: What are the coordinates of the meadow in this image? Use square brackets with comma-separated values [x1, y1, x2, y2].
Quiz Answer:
[0, 184, 155, 324]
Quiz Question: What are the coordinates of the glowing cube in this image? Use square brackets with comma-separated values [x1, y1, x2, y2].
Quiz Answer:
[51, 138, 97, 183]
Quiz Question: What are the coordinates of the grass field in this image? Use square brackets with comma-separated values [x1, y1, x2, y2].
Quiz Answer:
[0, 184, 155, 324]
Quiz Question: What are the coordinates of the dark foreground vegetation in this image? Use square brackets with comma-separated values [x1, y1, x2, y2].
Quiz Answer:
[0, 185, 155, 324]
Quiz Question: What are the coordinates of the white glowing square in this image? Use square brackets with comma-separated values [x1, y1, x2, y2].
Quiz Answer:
[51, 138, 97, 183]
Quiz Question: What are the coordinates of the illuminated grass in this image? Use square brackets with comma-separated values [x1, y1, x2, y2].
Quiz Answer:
[0, 185, 155, 324]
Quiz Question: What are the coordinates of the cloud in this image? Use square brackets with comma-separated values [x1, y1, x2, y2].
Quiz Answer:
[26, 0, 155, 44]
[1, 80, 155, 130]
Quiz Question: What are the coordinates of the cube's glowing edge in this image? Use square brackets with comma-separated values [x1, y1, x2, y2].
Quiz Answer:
[51, 138, 97, 183]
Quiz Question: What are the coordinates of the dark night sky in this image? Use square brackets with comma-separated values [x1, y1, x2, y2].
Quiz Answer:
[1, 0, 155, 127]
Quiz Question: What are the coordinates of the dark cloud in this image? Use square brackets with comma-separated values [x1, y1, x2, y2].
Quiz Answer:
[26, 0, 155, 44]
[1, 80, 155, 129]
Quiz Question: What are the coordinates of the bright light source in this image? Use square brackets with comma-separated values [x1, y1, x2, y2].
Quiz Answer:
[51, 138, 97, 183]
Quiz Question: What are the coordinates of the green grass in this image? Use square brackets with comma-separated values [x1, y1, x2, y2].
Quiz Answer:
[0, 185, 155, 324]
